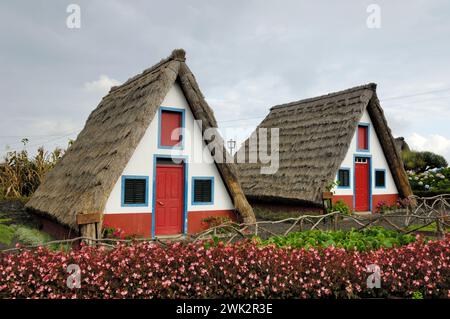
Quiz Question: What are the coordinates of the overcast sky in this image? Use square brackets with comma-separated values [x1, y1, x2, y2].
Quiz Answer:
[1, 0, 450, 161]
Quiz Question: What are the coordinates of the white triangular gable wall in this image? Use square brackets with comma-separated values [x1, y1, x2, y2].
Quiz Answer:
[104, 83, 234, 214]
[334, 107, 399, 197]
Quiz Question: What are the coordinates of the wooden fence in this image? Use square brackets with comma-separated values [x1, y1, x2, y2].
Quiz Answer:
[1, 195, 449, 252]
[193, 194, 450, 242]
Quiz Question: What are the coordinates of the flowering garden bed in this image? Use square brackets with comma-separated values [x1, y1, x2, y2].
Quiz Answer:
[1, 235, 449, 299]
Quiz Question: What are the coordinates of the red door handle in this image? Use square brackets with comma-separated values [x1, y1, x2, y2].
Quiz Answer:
[157, 200, 165, 206]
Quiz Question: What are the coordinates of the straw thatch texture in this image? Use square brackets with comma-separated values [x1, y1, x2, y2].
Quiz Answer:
[394, 137, 411, 153]
[236, 83, 412, 205]
[26, 49, 255, 235]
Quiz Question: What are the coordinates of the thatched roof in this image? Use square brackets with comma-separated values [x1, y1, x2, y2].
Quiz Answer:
[26, 49, 255, 231]
[394, 137, 411, 153]
[236, 83, 412, 205]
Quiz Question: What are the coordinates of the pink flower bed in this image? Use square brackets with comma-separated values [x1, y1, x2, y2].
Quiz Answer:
[1, 236, 449, 299]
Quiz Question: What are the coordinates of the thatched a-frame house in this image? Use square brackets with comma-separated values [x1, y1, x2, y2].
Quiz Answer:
[237, 83, 412, 213]
[27, 49, 255, 238]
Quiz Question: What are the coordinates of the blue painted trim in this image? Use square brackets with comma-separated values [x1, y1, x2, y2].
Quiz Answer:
[356, 122, 370, 153]
[336, 167, 351, 189]
[353, 154, 372, 212]
[191, 176, 215, 205]
[157, 106, 185, 150]
[151, 154, 189, 239]
[374, 169, 387, 189]
[121, 175, 149, 207]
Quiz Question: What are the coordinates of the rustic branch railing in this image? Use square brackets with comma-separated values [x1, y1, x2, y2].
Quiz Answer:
[191, 194, 450, 242]
[1, 195, 448, 253]
[405, 194, 450, 227]
[193, 210, 449, 244]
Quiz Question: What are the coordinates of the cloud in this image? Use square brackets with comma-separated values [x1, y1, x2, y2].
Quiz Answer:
[30, 119, 80, 136]
[84, 75, 120, 94]
[407, 132, 450, 161]
[2, 0, 450, 161]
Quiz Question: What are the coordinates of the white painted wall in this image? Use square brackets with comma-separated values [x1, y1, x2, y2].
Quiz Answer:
[104, 83, 234, 214]
[334, 108, 398, 196]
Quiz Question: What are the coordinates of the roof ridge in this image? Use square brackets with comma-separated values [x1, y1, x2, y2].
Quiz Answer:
[270, 83, 377, 110]
[108, 49, 186, 94]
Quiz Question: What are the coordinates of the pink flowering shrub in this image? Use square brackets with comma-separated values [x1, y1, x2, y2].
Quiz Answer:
[1, 236, 449, 299]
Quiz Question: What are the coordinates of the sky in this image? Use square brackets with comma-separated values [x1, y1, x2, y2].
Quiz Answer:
[1, 0, 450, 162]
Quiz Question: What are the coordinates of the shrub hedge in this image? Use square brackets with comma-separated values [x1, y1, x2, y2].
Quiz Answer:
[1, 236, 449, 299]
[257, 227, 416, 251]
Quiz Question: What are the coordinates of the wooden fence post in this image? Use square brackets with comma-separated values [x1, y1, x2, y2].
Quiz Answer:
[76, 213, 101, 245]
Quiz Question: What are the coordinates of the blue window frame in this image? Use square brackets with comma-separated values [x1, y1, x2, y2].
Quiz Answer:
[191, 177, 214, 205]
[157, 106, 185, 150]
[374, 169, 386, 188]
[337, 168, 351, 189]
[356, 122, 370, 152]
[121, 175, 149, 207]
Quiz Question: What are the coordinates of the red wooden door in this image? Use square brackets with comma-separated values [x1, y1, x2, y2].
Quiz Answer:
[355, 158, 370, 211]
[155, 164, 184, 235]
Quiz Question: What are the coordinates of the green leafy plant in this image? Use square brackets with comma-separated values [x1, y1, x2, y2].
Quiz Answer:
[412, 291, 424, 299]
[0, 224, 65, 250]
[405, 222, 450, 233]
[258, 227, 416, 251]
[102, 222, 125, 239]
[0, 224, 15, 245]
[13, 226, 53, 246]
[203, 235, 221, 249]
[332, 200, 351, 215]
[325, 181, 340, 192]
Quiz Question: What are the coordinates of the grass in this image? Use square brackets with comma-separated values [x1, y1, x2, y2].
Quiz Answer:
[0, 200, 68, 251]
[405, 222, 450, 232]
[14, 226, 53, 246]
[0, 222, 67, 250]
[11, 225, 70, 251]
[0, 224, 15, 245]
